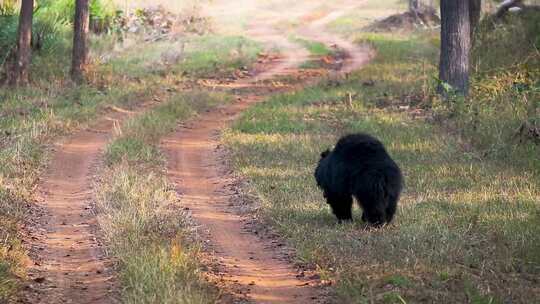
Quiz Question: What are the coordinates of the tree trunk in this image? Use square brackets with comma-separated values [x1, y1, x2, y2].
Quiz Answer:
[7, 0, 34, 86]
[409, 0, 420, 12]
[439, 0, 471, 96]
[469, 0, 481, 40]
[71, 0, 89, 84]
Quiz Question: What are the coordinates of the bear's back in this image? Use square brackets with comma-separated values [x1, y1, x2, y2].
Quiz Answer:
[333, 133, 388, 161]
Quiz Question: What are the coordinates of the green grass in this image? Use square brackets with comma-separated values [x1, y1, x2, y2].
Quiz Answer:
[292, 36, 333, 57]
[97, 91, 229, 303]
[325, 0, 406, 37]
[97, 34, 263, 79]
[290, 36, 339, 69]
[224, 32, 540, 303]
[105, 91, 229, 166]
[179, 35, 263, 77]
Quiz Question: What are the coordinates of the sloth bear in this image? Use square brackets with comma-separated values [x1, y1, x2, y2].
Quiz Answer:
[315, 133, 403, 226]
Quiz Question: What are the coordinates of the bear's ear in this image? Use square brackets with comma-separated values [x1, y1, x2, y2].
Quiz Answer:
[320, 149, 330, 159]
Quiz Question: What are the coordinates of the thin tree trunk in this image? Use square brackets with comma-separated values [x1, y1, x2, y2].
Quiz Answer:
[469, 0, 481, 40]
[410, 0, 420, 11]
[71, 0, 89, 84]
[439, 0, 471, 96]
[8, 0, 34, 86]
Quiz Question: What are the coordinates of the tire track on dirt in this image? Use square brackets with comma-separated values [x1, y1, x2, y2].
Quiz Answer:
[161, 7, 373, 304]
[22, 107, 144, 304]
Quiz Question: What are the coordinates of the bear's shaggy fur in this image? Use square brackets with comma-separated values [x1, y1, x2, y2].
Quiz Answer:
[315, 133, 403, 226]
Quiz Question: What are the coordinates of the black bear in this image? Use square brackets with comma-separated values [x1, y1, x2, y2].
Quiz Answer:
[315, 133, 403, 226]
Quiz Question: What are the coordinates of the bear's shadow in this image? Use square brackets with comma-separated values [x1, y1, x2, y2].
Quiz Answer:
[293, 207, 372, 230]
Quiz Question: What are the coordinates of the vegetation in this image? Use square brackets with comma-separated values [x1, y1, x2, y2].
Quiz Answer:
[178, 35, 262, 77]
[97, 91, 229, 303]
[446, 10, 539, 164]
[0, 0, 117, 75]
[292, 36, 333, 57]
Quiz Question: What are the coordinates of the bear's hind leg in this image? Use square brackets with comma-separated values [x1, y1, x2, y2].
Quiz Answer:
[353, 174, 388, 227]
[385, 194, 398, 223]
[327, 193, 353, 223]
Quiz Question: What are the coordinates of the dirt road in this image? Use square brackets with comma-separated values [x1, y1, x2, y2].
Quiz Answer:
[22, 2, 371, 303]
[23, 109, 137, 303]
[161, 5, 372, 303]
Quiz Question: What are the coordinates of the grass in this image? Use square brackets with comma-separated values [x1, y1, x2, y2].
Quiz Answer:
[97, 91, 229, 303]
[290, 36, 338, 69]
[96, 166, 216, 304]
[224, 31, 540, 303]
[0, 29, 262, 301]
[325, 0, 406, 37]
[100, 35, 262, 79]
[179, 35, 262, 77]
[292, 36, 333, 57]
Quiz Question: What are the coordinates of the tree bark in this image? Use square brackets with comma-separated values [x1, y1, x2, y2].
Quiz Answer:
[7, 0, 34, 86]
[71, 0, 90, 84]
[409, 0, 420, 12]
[469, 0, 481, 40]
[439, 0, 471, 96]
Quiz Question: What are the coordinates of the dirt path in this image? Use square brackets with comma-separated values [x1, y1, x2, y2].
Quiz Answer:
[20, 3, 370, 303]
[162, 88, 315, 304]
[161, 7, 372, 304]
[22, 108, 142, 304]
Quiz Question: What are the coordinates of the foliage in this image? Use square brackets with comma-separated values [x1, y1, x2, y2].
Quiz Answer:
[450, 10, 540, 160]
[35, 0, 117, 26]
[0, 0, 17, 15]
[0, 13, 17, 67]
[473, 10, 540, 71]
[0, 0, 117, 76]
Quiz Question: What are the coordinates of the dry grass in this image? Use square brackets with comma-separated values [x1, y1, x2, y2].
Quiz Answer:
[96, 166, 217, 304]
[96, 90, 231, 303]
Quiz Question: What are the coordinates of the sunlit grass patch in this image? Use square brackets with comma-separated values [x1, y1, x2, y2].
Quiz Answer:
[179, 35, 262, 76]
[99, 34, 262, 79]
[326, 0, 407, 37]
[290, 36, 346, 69]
